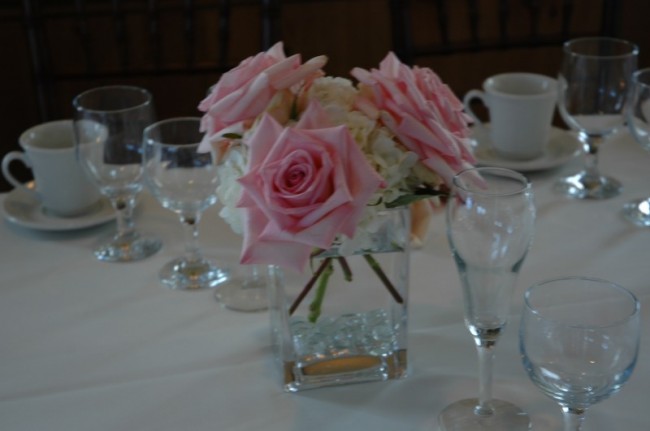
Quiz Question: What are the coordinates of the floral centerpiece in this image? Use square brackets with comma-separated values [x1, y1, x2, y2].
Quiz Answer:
[198, 42, 475, 390]
[198, 42, 474, 269]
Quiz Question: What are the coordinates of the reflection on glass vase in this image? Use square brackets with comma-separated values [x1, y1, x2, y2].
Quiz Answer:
[269, 207, 410, 392]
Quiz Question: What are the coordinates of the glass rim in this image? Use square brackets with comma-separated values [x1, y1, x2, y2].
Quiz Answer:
[524, 275, 640, 328]
[73, 85, 153, 114]
[143, 116, 204, 147]
[563, 36, 639, 59]
[452, 166, 531, 197]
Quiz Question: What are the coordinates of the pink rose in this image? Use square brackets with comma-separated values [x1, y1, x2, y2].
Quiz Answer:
[197, 42, 327, 152]
[351, 53, 475, 186]
[236, 105, 384, 272]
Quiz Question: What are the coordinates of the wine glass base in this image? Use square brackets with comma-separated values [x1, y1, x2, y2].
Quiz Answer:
[438, 398, 530, 431]
[94, 233, 162, 262]
[159, 257, 229, 290]
[554, 171, 621, 200]
[214, 274, 269, 312]
[622, 197, 650, 226]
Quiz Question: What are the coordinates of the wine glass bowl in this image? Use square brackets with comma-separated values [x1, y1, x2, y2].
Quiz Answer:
[143, 117, 228, 290]
[520, 276, 640, 431]
[73, 85, 162, 262]
[440, 167, 535, 431]
[623, 67, 650, 226]
[555, 37, 638, 200]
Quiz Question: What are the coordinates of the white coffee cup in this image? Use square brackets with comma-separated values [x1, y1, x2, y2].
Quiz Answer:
[463, 73, 557, 160]
[2, 120, 101, 217]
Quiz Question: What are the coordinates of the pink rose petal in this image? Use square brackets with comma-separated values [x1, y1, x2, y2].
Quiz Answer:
[236, 113, 382, 272]
[351, 52, 474, 186]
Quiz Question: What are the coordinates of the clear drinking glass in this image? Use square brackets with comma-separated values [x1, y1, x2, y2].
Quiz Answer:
[520, 276, 640, 431]
[143, 117, 229, 290]
[214, 264, 269, 312]
[623, 67, 650, 225]
[555, 37, 638, 199]
[73, 85, 162, 262]
[440, 167, 535, 431]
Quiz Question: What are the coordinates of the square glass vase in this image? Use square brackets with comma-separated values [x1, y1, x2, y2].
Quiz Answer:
[268, 207, 410, 392]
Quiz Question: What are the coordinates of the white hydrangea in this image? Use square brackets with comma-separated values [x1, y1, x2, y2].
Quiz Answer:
[307, 77, 357, 112]
[366, 128, 418, 205]
[216, 144, 248, 235]
[336, 205, 408, 256]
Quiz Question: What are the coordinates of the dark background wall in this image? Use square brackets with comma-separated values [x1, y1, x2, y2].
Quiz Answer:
[1, 0, 649, 192]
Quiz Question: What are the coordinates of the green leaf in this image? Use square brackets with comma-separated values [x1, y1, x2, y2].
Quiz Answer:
[222, 133, 242, 140]
[384, 193, 435, 208]
[384, 186, 447, 208]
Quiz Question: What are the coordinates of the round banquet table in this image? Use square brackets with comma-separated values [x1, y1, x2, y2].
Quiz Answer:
[1, 129, 649, 431]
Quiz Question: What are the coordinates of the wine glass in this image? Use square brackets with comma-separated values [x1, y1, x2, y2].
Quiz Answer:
[73, 85, 162, 262]
[143, 117, 229, 290]
[623, 67, 650, 226]
[555, 37, 638, 199]
[440, 167, 535, 431]
[520, 276, 640, 431]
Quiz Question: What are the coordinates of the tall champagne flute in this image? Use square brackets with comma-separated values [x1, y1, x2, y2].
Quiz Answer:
[520, 277, 640, 431]
[623, 67, 650, 226]
[73, 85, 162, 262]
[143, 117, 229, 290]
[440, 167, 535, 431]
[555, 37, 638, 199]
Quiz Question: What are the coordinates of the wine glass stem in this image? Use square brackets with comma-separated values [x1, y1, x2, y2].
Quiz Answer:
[112, 195, 137, 239]
[583, 136, 603, 178]
[180, 213, 202, 262]
[475, 342, 496, 416]
[561, 406, 587, 431]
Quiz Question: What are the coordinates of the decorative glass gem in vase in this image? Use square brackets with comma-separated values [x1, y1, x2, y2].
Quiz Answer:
[197, 42, 475, 390]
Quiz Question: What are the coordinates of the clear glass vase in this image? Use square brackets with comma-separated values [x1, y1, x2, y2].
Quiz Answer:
[269, 207, 411, 392]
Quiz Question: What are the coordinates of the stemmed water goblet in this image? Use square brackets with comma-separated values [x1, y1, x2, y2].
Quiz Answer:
[439, 167, 535, 431]
[520, 276, 640, 431]
[555, 37, 638, 199]
[73, 85, 162, 262]
[623, 67, 650, 226]
[143, 117, 229, 290]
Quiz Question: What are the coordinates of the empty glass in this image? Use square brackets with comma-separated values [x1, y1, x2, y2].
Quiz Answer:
[555, 37, 638, 199]
[143, 117, 228, 290]
[73, 85, 162, 262]
[520, 276, 640, 431]
[440, 167, 535, 431]
[623, 67, 650, 226]
[214, 264, 269, 312]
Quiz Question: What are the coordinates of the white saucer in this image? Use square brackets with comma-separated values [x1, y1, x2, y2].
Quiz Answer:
[470, 125, 582, 172]
[2, 185, 115, 231]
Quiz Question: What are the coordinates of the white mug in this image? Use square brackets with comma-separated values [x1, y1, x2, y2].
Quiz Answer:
[464, 73, 557, 160]
[2, 120, 101, 217]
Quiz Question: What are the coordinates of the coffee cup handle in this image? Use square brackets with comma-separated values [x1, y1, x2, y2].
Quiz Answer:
[463, 89, 487, 126]
[1, 152, 36, 194]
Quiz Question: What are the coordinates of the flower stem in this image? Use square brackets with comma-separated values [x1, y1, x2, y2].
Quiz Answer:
[363, 254, 404, 304]
[337, 257, 353, 281]
[308, 259, 334, 322]
[288, 257, 332, 315]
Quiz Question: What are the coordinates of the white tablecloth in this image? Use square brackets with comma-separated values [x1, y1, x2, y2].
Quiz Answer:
[1, 130, 649, 431]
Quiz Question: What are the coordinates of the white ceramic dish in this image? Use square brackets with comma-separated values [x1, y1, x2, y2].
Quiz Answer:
[2, 183, 115, 231]
[470, 125, 582, 172]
